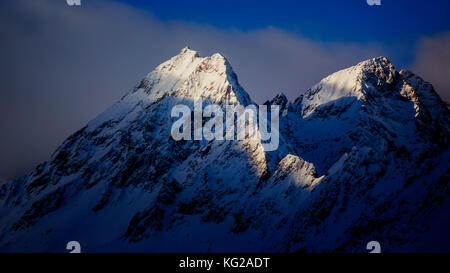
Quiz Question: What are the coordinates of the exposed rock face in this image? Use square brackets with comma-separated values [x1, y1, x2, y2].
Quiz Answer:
[0, 49, 448, 252]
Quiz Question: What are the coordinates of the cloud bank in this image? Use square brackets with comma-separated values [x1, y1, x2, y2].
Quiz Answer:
[411, 32, 450, 102]
[0, 0, 447, 180]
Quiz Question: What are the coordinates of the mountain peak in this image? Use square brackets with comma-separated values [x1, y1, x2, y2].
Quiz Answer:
[358, 56, 396, 83]
[360, 56, 393, 67]
[299, 56, 398, 116]
[90, 48, 251, 129]
[178, 46, 198, 56]
[274, 92, 287, 100]
[265, 92, 289, 112]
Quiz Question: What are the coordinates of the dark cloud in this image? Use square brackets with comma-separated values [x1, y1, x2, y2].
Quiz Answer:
[410, 32, 450, 102]
[0, 0, 440, 181]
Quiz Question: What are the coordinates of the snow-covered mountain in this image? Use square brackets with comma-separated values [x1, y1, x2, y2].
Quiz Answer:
[0, 48, 449, 252]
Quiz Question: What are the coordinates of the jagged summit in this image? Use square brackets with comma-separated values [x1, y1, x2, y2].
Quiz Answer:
[87, 48, 252, 130]
[179, 45, 196, 53]
[361, 56, 394, 67]
[265, 92, 289, 113]
[295, 56, 445, 118]
[137, 47, 251, 105]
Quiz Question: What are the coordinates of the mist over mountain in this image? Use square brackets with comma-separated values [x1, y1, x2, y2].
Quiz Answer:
[0, 48, 448, 252]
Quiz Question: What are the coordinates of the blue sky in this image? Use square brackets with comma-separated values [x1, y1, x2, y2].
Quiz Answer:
[120, 0, 450, 65]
